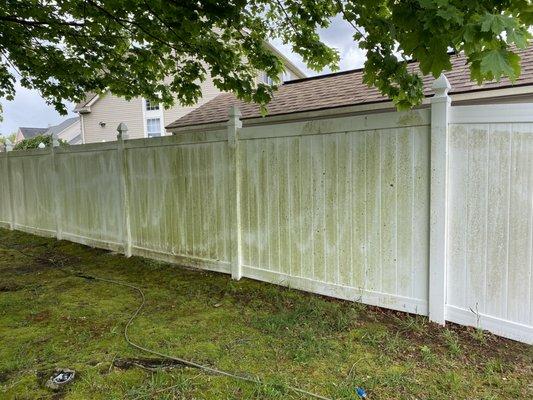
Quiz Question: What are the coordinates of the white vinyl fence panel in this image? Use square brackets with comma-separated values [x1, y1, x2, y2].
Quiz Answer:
[446, 110, 533, 342]
[1, 100, 532, 344]
[125, 136, 232, 272]
[56, 144, 122, 247]
[9, 150, 55, 233]
[238, 119, 430, 314]
[0, 155, 11, 224]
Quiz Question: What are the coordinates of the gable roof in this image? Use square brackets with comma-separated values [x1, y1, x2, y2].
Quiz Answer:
[167, 46, 533, 130]
[45, 117, 79, 136]
[73, 92, 98, 112]
[264, 41, 306, 79]
[19, 127, 48, 139]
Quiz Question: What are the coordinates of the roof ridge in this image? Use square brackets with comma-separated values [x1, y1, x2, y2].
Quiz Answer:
[283, 51, 462, 85]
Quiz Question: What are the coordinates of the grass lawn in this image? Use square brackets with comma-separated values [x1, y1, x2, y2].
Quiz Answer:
[0, 228, 532, 399]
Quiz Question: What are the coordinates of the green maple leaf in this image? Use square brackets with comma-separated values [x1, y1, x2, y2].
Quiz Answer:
[480, 13, 515, 34]
[480, 49, 521, 82]
[506, 27, 530, 49]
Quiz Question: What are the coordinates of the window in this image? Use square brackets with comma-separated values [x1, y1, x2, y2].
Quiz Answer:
[261, 71, 273, 85]
[145, 99, 159, 111]
[146, 118, 161, 137]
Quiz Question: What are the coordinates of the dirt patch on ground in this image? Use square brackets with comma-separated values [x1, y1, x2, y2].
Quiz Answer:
[0, 371, 9, 384]
[113, 357, 187, 371]
[27, 310, 52, 323]
[0, 282, 23, 292]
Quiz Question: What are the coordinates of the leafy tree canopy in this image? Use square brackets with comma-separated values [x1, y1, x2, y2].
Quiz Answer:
[0, 0, 531, 113]
[0, 133, 16, 144]
[12, 134, 68, 150]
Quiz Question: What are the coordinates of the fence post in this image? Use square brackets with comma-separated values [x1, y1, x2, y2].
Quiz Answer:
[51, 133, 62, 240]
[429, 74, 451, 325]
[117, 123, 132, 257]
[4, 139, 15, 230]
[228, 106, 243, 280]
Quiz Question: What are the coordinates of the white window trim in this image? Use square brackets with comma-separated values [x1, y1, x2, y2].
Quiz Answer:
[146, 118, 163, 138]
[142, 99, 165, 138]
[145, 99, 160, 111]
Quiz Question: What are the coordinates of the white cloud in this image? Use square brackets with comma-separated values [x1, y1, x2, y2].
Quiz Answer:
[271, 14, 366, 76]
[0, 81, 75, 137]
[0, 17, 365, 136]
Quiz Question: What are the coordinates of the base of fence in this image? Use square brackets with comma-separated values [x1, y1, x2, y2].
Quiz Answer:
[60, 233, 123, 253]
[242, 265, 428, 316]
[13, 224, 57, 238]
[131, 246, 232, 275]
[446, 305, 533, 345]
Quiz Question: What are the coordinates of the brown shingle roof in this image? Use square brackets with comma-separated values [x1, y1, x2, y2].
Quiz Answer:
[167, 46, 533, 130]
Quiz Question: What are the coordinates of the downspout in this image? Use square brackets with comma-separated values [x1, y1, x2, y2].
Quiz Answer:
[80, 114, 86, 144]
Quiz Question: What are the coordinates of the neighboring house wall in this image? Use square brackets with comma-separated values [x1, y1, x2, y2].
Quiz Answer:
[81, 95, 144, 142]
[57, 119, 81, 144]
[162, 77, 224, 133]
[79, 64, 305, 144]
[15, 129, 24, 144]
[81, 79, 222, 143]
[255, 64, 302, 85]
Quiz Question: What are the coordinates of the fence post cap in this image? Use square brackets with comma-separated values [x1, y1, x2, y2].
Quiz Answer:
[432, 74, 451, 96]
[116, 122, 129, 140]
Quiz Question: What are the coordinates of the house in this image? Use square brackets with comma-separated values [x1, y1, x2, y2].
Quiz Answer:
[15, 127, 48, 144]
[166, 46, 533, 133]
[74, 43, 306, 143]
[45, 117, 82, 145]
[14, 117, 81, 145]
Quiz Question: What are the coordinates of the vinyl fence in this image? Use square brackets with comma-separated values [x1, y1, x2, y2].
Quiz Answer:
[1, 82, 532, 344]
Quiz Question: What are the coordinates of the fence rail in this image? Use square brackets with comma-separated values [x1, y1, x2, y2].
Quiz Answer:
[1, 81, 532, 344]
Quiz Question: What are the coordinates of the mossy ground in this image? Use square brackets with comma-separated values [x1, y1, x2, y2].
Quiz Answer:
[0, 228, 531, 399]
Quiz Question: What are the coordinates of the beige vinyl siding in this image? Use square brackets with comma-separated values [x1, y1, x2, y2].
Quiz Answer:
[163, 78, 222, 132]
[15, 129, 25, 144]
[255, 65, 304, 86]
[57, 119, 81, 144]
[80, 66, 303, 142]
[82, 94, 144, 143]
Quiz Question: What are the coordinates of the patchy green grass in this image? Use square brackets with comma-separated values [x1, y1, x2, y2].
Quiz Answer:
[0, 228, 531, 400]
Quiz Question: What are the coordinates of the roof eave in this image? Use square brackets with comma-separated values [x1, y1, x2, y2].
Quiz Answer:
[264, 41, 307, 79]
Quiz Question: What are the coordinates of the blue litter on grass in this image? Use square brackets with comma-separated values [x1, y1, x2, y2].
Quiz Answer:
[356, 387, 367, 398]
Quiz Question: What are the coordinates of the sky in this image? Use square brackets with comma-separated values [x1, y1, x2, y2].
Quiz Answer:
[0, 16, 364, 137]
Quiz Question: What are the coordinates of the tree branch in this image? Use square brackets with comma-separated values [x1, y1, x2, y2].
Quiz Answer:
[0, 16, 84, 27]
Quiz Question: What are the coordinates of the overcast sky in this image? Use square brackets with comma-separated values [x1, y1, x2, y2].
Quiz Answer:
[0, 16, 364, 137]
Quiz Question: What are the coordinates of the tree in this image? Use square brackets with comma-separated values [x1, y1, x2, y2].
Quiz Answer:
[0, 133, 16, 145]
[12, 134, 68, 150]
[0, 1, 531, 113]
